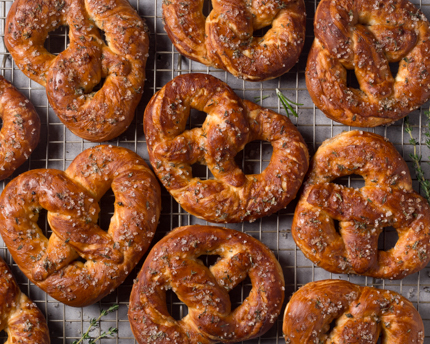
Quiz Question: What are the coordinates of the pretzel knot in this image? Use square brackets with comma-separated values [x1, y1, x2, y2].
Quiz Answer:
[306, 0, 430, 127]
[0, 256, 50, 344]
[292, 131, 430, 279]
[283, 280, 424, 344]
[0, 76, 40, 180]
[0, 145, 161, 307]
[5, 0, 149, 142]
[129, 225, 285, 344]
[144, 73, 309, 223]
[163, 0, 305, 81]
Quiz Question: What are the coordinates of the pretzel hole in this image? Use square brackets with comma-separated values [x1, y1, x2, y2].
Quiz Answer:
[189, 108, 207, 128]
[389, 62, 399, 79]
[166, 289, 189, 321]
[198, 254, 222, 267]
[44, 26, 69, 55]
[347, 70, 360, 89]
[36, 207, 50, 238]
[229, 276, 251, 311]
[242, 141, 273, 174]
[99, 188, 115, 230]
[333, 219, 341, 235]
[378, 226, 399, 251]
[202, 0, 212, 17]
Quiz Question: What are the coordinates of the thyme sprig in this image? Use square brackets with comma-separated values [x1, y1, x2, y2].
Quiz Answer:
[404, 113, 430, 204]
[72, 304, 119, 344]
[254, 94, 270, 102]
[276, 88, 302, 117]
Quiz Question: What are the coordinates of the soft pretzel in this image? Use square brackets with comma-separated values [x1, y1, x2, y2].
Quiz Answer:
[292, 131, 430, 279]
[0, 76, 40, 180]
[0, 255, 50, 343]
[5, 0, 149, 142]
[283, 280, 424, 344]
[129, 225, 285, 344]
[306, 0, 430, 127]
[163, 0, 305, 81]
[144, 73, 309, 223]
[0, 145, 161, 307]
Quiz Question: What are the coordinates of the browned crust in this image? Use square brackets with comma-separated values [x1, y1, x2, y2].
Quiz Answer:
[306, 0, 430, 127]
[0, 256, 50, 343]
[283, 280, 424, 344]
[292, 130, 430, 279]
[129, 225, 285, 344]
[0, 145, 161, 307]
[163, 0, 306, 81]
[144, 73, 309, 223]
[0, 76, 40, 180]
[5, 0, 149, 142]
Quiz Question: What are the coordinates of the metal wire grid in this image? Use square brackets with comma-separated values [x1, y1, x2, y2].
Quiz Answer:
[0, 0, 429, 342]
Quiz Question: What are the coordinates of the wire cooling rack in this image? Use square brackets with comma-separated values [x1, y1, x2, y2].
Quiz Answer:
[0, 0, 430, 342]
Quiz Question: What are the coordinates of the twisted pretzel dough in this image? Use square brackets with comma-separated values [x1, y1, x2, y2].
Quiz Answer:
[0, 76, 40, 180]
[129, 225, 285, 344]
[163, 0, 306, 81]
[283, 280, 424, 344]
[0, 145, 161, 307]
[292, 131, 430, 279]
[144, 73, 309, 223]
[0, 256, 50, 344]
[306, 0, 430, 127]
[5, 0, 149, 142]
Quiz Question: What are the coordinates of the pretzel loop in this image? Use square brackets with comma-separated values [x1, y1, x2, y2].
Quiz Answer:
[163, 0, 306, 81]
[306, 0, 430, 126]
[283, 280, 425, 344]
[145, 74, 309, 223]
[129, 225, 285, 344]
[0, 145, 161, 306]
[292, 131, 430, 279]
[5, 0, 149, 141]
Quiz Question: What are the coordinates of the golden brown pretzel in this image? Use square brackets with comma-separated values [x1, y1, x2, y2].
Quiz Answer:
[283, 280, 424, 344]
[0, 255, 50, 343]
[144, 73, 309, 223]
[129, 225, 285, 344]
[0, 76, 40, 180]
[163, 0, 305, 81]
[5, 0, 148, 142]
[0, 145, 161, 307]
[306, 0, 430, 127]
[292, 131, 430, 279]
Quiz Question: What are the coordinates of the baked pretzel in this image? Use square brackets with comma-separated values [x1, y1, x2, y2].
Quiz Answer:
[0, 145, 161, 307]
[306, 0, 430, 127]
[0, 256, 50, 343]
[0, 76, 40, 180]
[283, 280, 424, 344]
[163, 0, 305, 81]
[144, 73, 309, 223]
[292, 131, 430, 279]
[129, 225, 285, 344]
[5, 0, 148, 142]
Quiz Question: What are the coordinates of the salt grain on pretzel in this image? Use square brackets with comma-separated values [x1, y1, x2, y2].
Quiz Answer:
[0, 145, 161, 307]
[129, 225, 285, 344]
[163, 0, 306, 81]
[144, 73, 309, 223]
[5, 0, 149, 142]
[283, 280, 424, 344]
[306, 0, 430, 127]
[292, 131, 430, 279]
[0, 76, 40, 180]
[0, 256, 50, 344]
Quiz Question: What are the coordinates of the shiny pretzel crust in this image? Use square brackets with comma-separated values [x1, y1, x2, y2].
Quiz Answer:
[0, 76, 40, 180]
[163, 0, 306, 81]
[144, 73, 309, 223]
[292, 130, 430, 279]
[0, 145, 161, 307]
[5, 0, 149, 142]
[283, 280, 424, 344]
[129, 225, 285, 344]
[306, 0, 430, 127]
[0, 256, 50, 343]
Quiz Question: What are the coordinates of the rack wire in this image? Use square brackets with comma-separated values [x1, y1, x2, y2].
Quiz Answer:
[0, 0, 429, 342]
